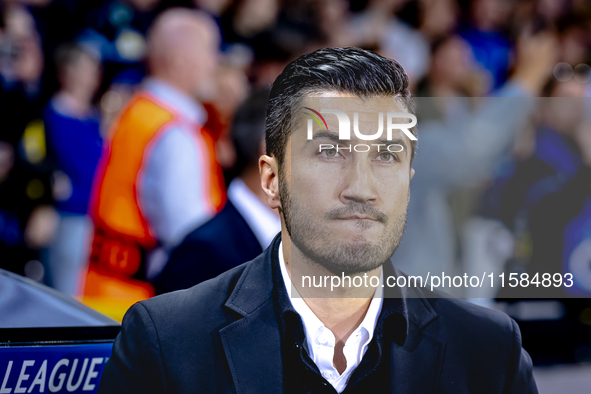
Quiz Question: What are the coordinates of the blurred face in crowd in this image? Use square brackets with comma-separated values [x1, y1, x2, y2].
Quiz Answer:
[184, 20, 219, 100]
[1, 5, 44, 84]
[148, 10, 219, 100]
[316, 0, 349, 27]
[278, 93, 414, 275]
[212, 65, 249, 118]
[234, 0, 279, 37]
[471, 0, 512, 31]
[61, 51, 101, 101]
[419, 0, 458, 40]
[559, 27, 587, 66]
[541, 79, 587, 135]
[537, 0, 566, 22]
[431, 36, 475, 88]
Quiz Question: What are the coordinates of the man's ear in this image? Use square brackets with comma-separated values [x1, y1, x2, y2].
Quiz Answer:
[410, 168, 415, 179]
[259, 155, 281, 209]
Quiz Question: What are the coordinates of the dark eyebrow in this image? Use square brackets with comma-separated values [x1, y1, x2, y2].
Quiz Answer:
[306, 131, 342, 144]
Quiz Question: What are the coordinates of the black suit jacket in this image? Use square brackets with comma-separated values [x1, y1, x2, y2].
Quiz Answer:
[99, 235, 537, 393]
[153, 199, 263, 294]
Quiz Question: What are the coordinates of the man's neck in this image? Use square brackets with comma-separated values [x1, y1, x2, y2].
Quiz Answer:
[150, 74, 196, 103]
[281, 232, 380, 352]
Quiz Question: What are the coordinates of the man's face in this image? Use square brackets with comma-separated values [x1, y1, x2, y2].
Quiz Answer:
[185, 20, 219, 100]
[280, 93, 415, 275]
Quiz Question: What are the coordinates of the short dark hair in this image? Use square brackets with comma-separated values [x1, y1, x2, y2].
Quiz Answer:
[231, 87, 270, 174]
[54, 43, 98, 76]
[265, 47, 417, 168]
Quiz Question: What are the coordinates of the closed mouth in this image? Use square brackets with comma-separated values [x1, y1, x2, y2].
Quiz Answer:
[338, 215, 378, 221]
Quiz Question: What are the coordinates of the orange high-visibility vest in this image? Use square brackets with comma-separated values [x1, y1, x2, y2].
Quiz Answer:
[83, 92, 225, 320]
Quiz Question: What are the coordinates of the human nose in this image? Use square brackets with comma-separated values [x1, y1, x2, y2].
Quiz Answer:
[339, 158, 377, 204]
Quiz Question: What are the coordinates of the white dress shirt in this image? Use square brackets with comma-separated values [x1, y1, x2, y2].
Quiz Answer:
[227, 178, 280, 249]
[138, 78, 215, 279]
[139, 78, 213, 248]
[278, 241, 383, 393]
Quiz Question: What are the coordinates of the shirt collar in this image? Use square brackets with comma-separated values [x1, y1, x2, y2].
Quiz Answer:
[143, 77, 207, 125]
[278, 241, 326, 348]
[277, 241, 384, 347]
[228, 178, 281, 249]
[271, 237, 409, 348]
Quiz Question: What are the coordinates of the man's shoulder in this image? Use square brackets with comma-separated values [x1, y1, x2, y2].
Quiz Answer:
[140, 236, 279, 332]
[121, 92, 176, 126]
[179, 200, 251, 245]
[153, 206, 264, 294]
[422, 291, 517, 351]
[431, 295, 512, 328]
[412, 290, 536, 392]
[393, 268, 516, 340]
[138, 260, 251, 327]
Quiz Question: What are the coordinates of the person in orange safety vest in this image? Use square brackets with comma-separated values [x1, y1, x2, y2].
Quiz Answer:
[83, 9, 225, 320]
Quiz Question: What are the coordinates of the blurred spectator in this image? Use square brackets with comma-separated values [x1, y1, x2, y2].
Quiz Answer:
[0, 0, 587, 369]
[555, 12, 589, 66]
[416, 34, 490, 98]
[417, 0, 459, 43]
[192, 0, 232, 50]
[83, 9, 225, 318]
[460, 0, 514, 90]
[483, 78, 588, 294]
[349, 0, 405, 48]
[0, 2, 44, 94]
[0, 1, 46, 144]
[349, 0, 430, 88]
[99, 67, 144, 134]
[204, 63, 250, 171]
[0, 0, 57, 279]
[84, 0, 163, 64]
[247, 29, 295, 86]
[391, 30, 556, 280]
[154, 88, 280, 294]
[314, 0, 354, 47]
[478, 78, 591, 364]
[43, 43, 103, 297]
[221, 0, 280, 45]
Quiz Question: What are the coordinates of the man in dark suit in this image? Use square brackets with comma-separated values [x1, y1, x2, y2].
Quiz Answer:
[153, 88, 280, 295]
[98, 47, 537, 393]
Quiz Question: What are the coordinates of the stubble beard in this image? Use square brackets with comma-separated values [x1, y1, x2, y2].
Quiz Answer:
[279, 170, 408, 276]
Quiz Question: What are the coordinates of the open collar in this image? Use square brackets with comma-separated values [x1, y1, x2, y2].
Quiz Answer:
[220, 233, 442, 393]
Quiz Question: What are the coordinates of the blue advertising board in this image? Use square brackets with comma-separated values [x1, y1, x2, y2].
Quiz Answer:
[0, 343, 113, 394]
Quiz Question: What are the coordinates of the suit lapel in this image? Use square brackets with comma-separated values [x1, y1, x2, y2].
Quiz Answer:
[220, 236, 284, 394]
[219, 239, 446, 394]
[219, 299, 284, 394]
[386, 264, 445, 393]
[389, 330, 445, 393]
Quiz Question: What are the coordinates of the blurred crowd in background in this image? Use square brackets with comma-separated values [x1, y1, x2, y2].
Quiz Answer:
[1, 0, 591, 377]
